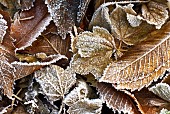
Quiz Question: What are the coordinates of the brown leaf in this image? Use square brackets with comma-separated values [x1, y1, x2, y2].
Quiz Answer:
[21, 22, 72, 59]
[67, 98, 102, 114]
[11, 0, 52, 50]
[132, 89, 170, 114]
[97, 82, 139, 114]
[110, 5, 155, 45]
[70, 26, 114, 78]
[34, 65, 76, 101]
[138, 1, 168, 29]
[17, 0, 35, 11]
[100, 21, 170, 91]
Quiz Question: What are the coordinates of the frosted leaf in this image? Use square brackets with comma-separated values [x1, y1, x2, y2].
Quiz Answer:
[34, 65, 76, 101]
[70, 26, 114, 78]
[45, 0, 79, 39]
[71, 53, 112, 79]
[0, 14, 7, 43]
[138, 1, 168, 29]
[64, 80, 93, 106]
[110, 5, 155, 45]
[89, 6, 112, 31]
[160, 108, 170, 114]
[149, 83, 170, 102]
[67, 98, 102, 114]
[17, 0, 35, 11]
[0, 0, 8, 7]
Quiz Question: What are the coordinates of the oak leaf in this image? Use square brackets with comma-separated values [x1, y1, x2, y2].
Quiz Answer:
[70, 26, 114, 78]
[11, 0, 52, 50]
[138, 1, 169, 29]
[67, 98, 102, 114]
[100, 21, 170, 91]
[97, 82, 139, 114]
[34, 65, 76, 101]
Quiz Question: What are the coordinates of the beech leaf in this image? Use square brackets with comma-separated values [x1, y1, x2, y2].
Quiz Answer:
[138, 1, 169, 29]
[149, 83, 170, 102]
[34, 65, 76, 101]
[100, 21, 170, 91]
[97, 82, 139, 114]
[11, 0, 52, 50]
[67, 98, 102, 114]
[110, 5, 155, 45]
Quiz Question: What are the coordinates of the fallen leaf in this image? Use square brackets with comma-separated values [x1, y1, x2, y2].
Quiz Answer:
[138, 1, 168, 29]
[100, 21, 170, 91]
[88, 6, 111, 31]
[67, 98, 102, 114]
[110, 5, 155, 45]
[34, 65, 76, 101]
[70, 26, 114, 78]
[132, 89, 170, 114]
[17, 0, 35, 11]
[11, 0, 52, 50]
[149, 83, 170, 102]
[0, 13, 8, 43]
[160, 108, 170, 114]
[97, 82, 139, 114]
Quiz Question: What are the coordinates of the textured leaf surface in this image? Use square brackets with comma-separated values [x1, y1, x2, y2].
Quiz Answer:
[149, 83, 170, 102]
[67, 98, 102, 114]
[138, 1, 168, 29]
[17, 0, 35, 11]
[34, 65, 76, 101]
[133, 89, 170, 114]
[64, 80, 93, 106]
[89, 6, 111, 31]
[110, 5, 155, 45]
[0, 14, 7, 43]
[100, 21, 170, 91]
[70, 26, 114, 78]
[97, 82, 139, 114]
[11, 0, 52, 50]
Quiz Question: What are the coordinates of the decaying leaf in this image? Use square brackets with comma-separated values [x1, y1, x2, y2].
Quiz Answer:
[132, 89, 170, 114]
[11, 0, 52, 50]
[17, 0, 35, 11]
[110, 5, 155, 45]
[67, 98, 102, 114]
[88, 6, 111, 31]
[138, 1, 168, 29]
[70, 26, 114, 78]
[97, 82, 139, 114]
[100, 21, 170, 91]
[64, 79, 94, 106]
[34, 65, 76, 101]
[149, 83, 170, 102]
[0, 13, 8, 43]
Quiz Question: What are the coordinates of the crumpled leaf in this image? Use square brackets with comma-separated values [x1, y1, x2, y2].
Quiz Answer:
[132, 89, 170, 114]
[97, 82, 139, 114]
[67, 98, 102, 114]
[138, 1, 168, 29]
[110, 5, 155, 45]
[34, 65, 76, 101]
[64, 80, 94, 106]
[0, 14, 8, 43]
[70, 26, 114, 78]
[88, 6, 111, 31]
[11, 0, 52, 50]
[17, 0, 35, 11]
[100, 21, 170, 91]
[149, 83, 170, 102]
